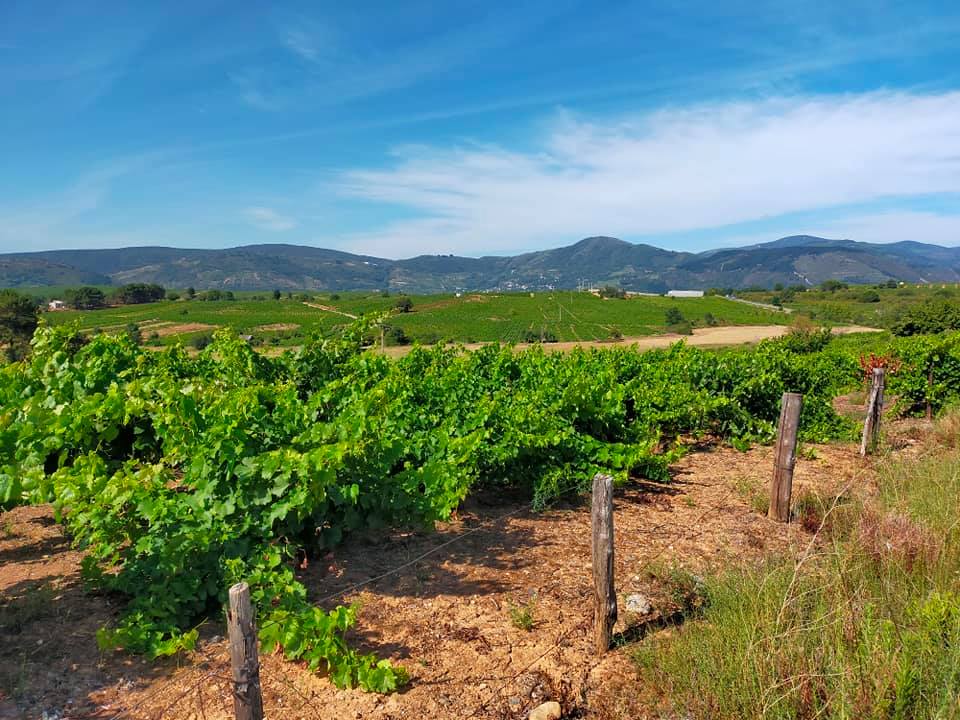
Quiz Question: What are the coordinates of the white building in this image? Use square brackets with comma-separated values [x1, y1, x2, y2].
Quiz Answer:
[47, 300, 66, 311]
[666, 290, 704, 298]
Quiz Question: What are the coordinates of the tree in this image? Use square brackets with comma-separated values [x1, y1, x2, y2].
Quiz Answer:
[395, 296, 413, 313]
[113, 283, 165, 305]
[273, 289, 282, 301]
[820, 279, 848, 293]
[186, 287, 196, 299]
[124, 323, 142, 346]
[64, 286, 106, 310]
[0, 290, 38, 361]
[599, 285, 626, 299]
[665, 307, 685, 325]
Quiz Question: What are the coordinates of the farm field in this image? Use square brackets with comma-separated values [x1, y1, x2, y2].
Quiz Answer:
[2, 318, 959, 719]
[379, 323, 882, 358]
[0, 433, 871, 718]
[1, 407, 955, 719]
[740, 282, 960, 329]
[40, 290, 785, 347]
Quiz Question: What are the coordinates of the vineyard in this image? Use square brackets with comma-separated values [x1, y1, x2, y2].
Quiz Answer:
[2, 320, 960, 703]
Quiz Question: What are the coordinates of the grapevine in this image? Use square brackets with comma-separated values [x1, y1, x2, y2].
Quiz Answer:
[6, 321, 948, 691]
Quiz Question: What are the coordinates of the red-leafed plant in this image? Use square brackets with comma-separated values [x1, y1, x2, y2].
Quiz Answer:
[858, 353, 901, 385]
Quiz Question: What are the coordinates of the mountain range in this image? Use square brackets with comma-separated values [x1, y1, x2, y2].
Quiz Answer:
[2, 235, 959, 292]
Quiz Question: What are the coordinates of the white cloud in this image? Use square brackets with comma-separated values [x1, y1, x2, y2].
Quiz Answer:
[332, 91, 960, 257]
[244, 206, 297, 232]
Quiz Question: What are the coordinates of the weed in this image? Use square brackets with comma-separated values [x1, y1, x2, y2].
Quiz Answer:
[0, 519, 14, 539]
[733, 476, 768, 515]
[646, 563, 707, 617]
[508, 594, 537, 632]
[793, 487, 827, 533]
[797, 443, 819, 460]
[633, 444, 960, 719]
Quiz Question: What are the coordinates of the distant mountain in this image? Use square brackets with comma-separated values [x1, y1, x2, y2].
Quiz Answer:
[3, 235, 959, 292]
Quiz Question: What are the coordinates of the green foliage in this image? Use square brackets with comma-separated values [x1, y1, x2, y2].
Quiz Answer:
[508, 594, 537, 631]
[521, 327, 558, 343]
[886, 333, 960, 415]
[394, 296, 413, 313]
[0, 290, 38, 361]
[891, 300, 960, 336]
[820, 279, 849, 292]
[665, 307, 685, 325]
[198, 289, 235, 301]
[191, 333, 213, 350]
[383, 325, 409, 346]
[0, 321, 869, 692]
[64, 286, 106, 310]
[113, 283, 166, 305]
[124, 323, 142, 346]
[599, 285, 626, 299]
[41, 290, 784, 348]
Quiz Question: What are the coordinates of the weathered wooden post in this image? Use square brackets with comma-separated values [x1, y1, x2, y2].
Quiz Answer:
[591, 473, 616, 655]
[227, 582, 264, 720]
[860, 367, 885, 456]
[768, 393, 803, 523]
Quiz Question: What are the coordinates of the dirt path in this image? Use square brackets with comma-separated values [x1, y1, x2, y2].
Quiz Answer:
[302, 301, 358, 319]
[379, 324, 881, 358]
[724, 295, 793, 313]
[0, 437, 885, 719]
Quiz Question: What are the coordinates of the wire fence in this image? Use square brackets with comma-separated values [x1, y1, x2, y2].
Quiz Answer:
[98, 463, 767, 720]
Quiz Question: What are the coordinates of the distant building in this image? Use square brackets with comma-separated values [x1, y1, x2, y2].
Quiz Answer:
[666, 290, 704, 298]
[47, 300, 65, 311]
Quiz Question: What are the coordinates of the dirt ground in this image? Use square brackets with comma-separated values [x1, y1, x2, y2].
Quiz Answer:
[254, 323, 301, 332]
[379, 324, 880, 358]
[1, 414, 914, 720]
[153, 323, 218, 338]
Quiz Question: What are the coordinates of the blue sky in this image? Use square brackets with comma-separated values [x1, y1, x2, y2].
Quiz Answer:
[2, 0, 960, 257]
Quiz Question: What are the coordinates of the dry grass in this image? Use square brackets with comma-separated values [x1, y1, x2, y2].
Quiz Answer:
[632, 412, 960, 719]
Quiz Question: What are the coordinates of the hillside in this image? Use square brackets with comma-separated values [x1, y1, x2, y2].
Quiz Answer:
[3, 235, 959, 291]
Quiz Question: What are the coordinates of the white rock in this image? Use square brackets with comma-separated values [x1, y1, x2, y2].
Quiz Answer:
[529, 701, 562, 720]
[625, 593, 653, 614]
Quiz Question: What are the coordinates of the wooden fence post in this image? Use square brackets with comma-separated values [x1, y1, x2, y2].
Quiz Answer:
[860, 367, 886, 456]
[768, 393, 803, 523]
[591, 473, 616, 655]
[227, 582, 264, 720]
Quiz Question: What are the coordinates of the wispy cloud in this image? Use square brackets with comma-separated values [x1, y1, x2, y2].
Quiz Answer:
[331, 91, 960, 257]
[279, 20, 342, 65]
[244, 206, 297, 231]
[283, 29, 320, 62]
[0, 152, 172, 248]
